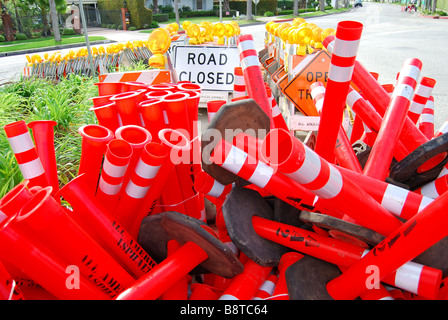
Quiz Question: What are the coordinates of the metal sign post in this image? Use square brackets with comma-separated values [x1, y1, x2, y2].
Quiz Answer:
[78, 0, 96, 76]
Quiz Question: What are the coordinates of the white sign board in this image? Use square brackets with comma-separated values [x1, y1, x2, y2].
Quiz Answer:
[174, 45, 240, 91]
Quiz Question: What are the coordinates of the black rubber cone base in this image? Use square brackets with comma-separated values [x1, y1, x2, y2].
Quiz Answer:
[389, 132, 448, 189]
[201, 98, 270, 185]
[222, 186, 289, 266]
[285, 255, 341, 300]
[138, 211, 244, 278]
[299, 211, 385, 248]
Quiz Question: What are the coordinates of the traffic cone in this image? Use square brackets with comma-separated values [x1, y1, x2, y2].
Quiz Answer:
[90, 94, 114, 107]
[338, 166, 433, 220]
[89, 102, 121, 133]
[177, 82, 201, 93]
[219, 257, 272, 300]
[314, 20, 363, 163]
[261, 128, 403, 236]
[95, 139, 133, 213]
[268, 252, 304, 300]
[145, 90, 173, 100]
[114, 125, 152, 189]
[413, 174, 448, 200]
[210, 137, 344, 218]
[0, 259, 24, 300]
[15, 187, 135, 298]
[121, 81, 149, 93]
[418, 96, 435, 139]
[310, 82, 362, 172]
[160, 240, 190, 300]
[138, 99, 167, 143]
[4, 120, 50, 190]
[326, 188, 448, 299]
[136, 128, 191, 218]
[408, 77, 436, 123]
[363, 58, 422, 180]
[77, 124, 114, 192]
[233, 66, 247, 99]
[0, 180, 31, 217]
[110, 91, 146, 126]
[94, 82, 123, 96]
[324, 35, 444, 170]
[148, 83, 177, 92]
[207, 100, 226, 123]
[27, 120, 59, 197]
[236, 34, 272, 124]
[116, 241, 208, 300]
[0, 212, 109, 300]
[252, 273, 278, 300]
[253, 215, 442, 299]
[114, 142, 170, 237]
[345, 86, 409, 161]
[162, 92, 191, 133]
[189, 283, 219, 300]
[57, 173, 158, 279]
[266, 84, 288, 132]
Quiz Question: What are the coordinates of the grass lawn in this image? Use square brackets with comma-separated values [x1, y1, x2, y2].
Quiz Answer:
[0, 35, 108, 53]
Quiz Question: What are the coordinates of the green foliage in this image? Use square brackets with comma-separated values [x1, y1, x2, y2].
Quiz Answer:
[0, 74, 98, 198]
[153, 13, 169, 22]
[128, 26, 137, 31]
[62, 28, 76, 35]
[0, 35, 5, 42]
[98, 0, 153, 29]
[15, 33, 28, 41]
[264, 11, 274, 16]
[229, 0, 278, 15]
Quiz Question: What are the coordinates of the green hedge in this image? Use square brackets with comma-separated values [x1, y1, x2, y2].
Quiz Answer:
[98, 0, 153, 29]
[229, 0, 278, 16]
[153, 13, 169, 22]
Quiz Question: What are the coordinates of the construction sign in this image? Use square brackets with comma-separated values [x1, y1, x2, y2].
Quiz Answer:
[282, 50, 331, 116]
[98, 70, 171, 84]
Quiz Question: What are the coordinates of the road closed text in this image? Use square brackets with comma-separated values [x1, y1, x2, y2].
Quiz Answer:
[174, 46, 240, 91]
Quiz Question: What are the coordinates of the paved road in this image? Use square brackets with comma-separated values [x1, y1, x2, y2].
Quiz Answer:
[244, 2, 448, 131]
[1, 2, 447, 129]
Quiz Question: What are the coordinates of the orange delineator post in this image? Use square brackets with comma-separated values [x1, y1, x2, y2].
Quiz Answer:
[362, 58, 422, 180]
[314, 21, 363, 163]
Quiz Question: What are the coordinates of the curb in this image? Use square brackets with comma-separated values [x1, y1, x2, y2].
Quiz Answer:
[0, 39, 113, 58]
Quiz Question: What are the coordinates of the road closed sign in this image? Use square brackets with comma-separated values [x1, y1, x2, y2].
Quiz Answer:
[174, 45, 240, 91]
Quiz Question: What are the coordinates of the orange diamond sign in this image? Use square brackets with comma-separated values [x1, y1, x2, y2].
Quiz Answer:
[282, 50, 331, 116]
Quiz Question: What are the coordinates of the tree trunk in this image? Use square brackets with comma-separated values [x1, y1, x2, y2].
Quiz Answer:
[152, 0, 158, 13]
[12, 0, 23, 33]
[246, 0, 253, 20]
[1, 13, 14, 41]
[293, 0, 299, 15]
[48, 0, 61, 41]
[432, 0, 437, 12]
[319, 0, 325, 11]
[223, 0, 231, 12]
[174, 0, 179, 26]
